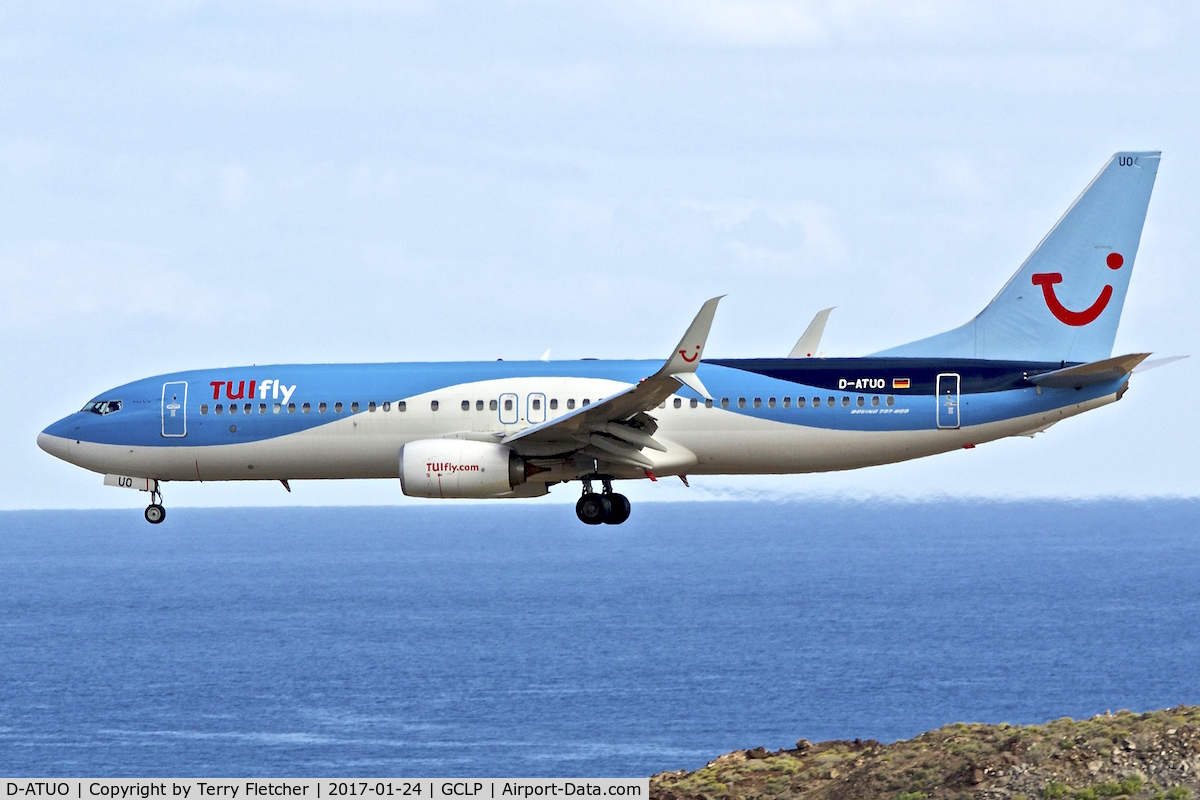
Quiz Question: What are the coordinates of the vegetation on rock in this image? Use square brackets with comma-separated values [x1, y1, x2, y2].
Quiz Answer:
[651, 706, 1200, 800]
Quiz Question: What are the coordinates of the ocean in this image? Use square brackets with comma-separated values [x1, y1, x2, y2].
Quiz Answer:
[1, 500, 1198, 777]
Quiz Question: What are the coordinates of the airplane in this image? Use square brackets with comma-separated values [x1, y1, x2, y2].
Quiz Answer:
[39, 151, 1173, 526]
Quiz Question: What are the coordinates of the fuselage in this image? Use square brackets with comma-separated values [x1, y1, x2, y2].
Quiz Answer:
[38, 356, 1124, 486]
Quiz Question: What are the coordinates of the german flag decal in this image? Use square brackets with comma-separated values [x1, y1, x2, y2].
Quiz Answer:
[892, 378, 911, 389]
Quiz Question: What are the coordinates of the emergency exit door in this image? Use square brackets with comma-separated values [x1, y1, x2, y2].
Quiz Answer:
[936, 373, 960, 430]
[498, 392, 519, 425]
[162, 381, 188, 437]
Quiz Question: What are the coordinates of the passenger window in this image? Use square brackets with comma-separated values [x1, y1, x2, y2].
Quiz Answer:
[383, 401, 391, 412]
[705, 399, 713, 408]
[871, 396, 879, 407]
[368, 402, 377, 412]
[335, 402, 343, 413]
[827, 397, 835, 407]
[672, 398, 680, 408]
[737, 398, 746, 408]
[259, 403, 267, 414]
[200, 404, 209, 415]
[753, 398, 762, 408]
[288, 403, 296, 413]
[782, 397, 790, 408]
[461, 400, 470, 411]
[476, 400, 484, 411]
[490, 399, 498, 411]
[431, 400, 439, 411]
[886, 395, 895, 406]
[567, 399, 576, 410]
[841, 396, 849, 407]
[658, 401, 666, 409]
[690, 398, 698, 408]
[229, 404, 239, 415]
[550, 399, 558, 410]
[813, 397, 821, 407]
[398, 401, 406, 411]
[273, 403, 281, 414]
[856, 396, 865, 407]
[351, 402, 359, 413]
[720, 398, 729, 408]
[582, 399, 590, 406]
[244, 403, 251, 414]
[319, 402, 327, 413]
[768, 398, 776, 408]
[302, 402, 311, 413]
[532, 398, 542, 410]
[504, 398, 513, 411]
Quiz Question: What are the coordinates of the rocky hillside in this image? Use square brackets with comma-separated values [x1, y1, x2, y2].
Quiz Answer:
[651, 707, 1200, 800]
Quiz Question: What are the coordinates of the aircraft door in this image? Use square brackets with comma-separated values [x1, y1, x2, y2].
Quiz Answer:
[527, 393, 546, 424]
[162, 381, 188, 437]
[498, 392, 519, 425]
[936, 373, 960, 429]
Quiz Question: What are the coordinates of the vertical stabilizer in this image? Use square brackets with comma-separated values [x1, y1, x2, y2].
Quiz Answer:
[874, 152, 1160, 362]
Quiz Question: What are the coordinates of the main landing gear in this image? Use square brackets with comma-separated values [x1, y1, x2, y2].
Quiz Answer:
[144, 484, 166, 525]
[575, 478, 631, 526]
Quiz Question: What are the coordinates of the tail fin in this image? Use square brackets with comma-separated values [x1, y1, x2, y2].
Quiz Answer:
[874, 151, 1160, 362]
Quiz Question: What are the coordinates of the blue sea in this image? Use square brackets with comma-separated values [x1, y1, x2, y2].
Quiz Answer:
[1, 500, 1199, 777]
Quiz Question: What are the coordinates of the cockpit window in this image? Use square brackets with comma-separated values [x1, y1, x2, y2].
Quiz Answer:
[82, 400, 122, 415]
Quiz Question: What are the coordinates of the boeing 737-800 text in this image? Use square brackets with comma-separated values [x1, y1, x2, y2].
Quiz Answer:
[39, 152, 1173, 525]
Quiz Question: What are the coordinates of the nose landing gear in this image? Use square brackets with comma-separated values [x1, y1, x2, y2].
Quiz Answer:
[575, 478, 631, 526]
[144, 484, 166, 525]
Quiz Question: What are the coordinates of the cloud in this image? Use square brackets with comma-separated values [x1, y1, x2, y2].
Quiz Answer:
[219, 164, 250, 208]
[624, 0, 953, 48]
[682, 198, 845, 271]
[0, 241, 271, 333]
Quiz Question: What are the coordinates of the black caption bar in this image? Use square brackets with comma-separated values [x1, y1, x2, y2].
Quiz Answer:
[1, 779, 649, 800]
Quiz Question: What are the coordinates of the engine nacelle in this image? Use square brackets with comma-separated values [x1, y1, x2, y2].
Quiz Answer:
[399, 439, 526, 499]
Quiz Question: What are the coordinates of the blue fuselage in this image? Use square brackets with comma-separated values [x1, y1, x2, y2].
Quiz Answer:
[39, 356, 1123, 486]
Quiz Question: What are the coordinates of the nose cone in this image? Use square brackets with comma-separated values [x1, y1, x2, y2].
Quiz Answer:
[39, 413, 82, 462]
[37, 429, 72, 461]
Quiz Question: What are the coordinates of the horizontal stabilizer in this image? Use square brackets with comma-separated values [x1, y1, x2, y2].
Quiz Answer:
[1030, 353, 1150, 389]
[1133, 354, 1188, 374]
[788, 307, 834, 358]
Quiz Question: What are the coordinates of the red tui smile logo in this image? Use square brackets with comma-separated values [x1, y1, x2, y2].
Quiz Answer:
[1031, 252, 1123, 327]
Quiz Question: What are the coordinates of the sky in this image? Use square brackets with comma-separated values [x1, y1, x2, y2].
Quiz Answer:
[2, 0, 1198, 509]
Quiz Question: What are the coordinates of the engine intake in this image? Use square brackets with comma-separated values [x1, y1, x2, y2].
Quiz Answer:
[399, 439, 526, 498]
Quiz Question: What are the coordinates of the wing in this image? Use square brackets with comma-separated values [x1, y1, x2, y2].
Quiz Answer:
[501, 296, 723, 470]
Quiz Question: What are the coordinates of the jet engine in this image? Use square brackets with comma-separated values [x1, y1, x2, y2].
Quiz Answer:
[399, 439, 527, 498]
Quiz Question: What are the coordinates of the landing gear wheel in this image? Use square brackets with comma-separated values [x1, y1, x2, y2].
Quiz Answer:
[604, 493, 631, 525]
[144, 504, 166, 524]
[576, 494, 611, 525]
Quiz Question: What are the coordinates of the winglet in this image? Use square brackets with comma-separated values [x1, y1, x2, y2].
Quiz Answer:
[674, 372, 712, 400]
[662, 296, 723, 375]
[789, 307, 834, 358]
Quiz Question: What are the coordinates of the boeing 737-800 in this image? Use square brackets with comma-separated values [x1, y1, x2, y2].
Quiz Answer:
[39, 151, 1172, 525]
